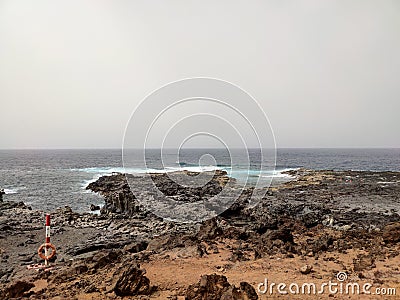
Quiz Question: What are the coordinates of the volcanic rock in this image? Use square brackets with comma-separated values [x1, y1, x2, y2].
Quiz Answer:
[196, 218, 223, 241]
[300, 264, 313, 274]
[312, 234, 334, 253]
[90, 204, 100, 211]
[382, 222, 400, 244]
[87, 249, 122, 270]
[113, 264, 151, 296]
[87, 170, 232, 216]
[353, 254, 376, 272]
[1, 280, 34, 298]
[186, 274, 258, 300]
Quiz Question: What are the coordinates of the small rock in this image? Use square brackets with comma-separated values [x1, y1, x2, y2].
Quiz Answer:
[90, 204, 101, 211]
[84, 284, 99, 293]
[300, 264, 313, 274]
[353, 254, 375, 272]
[207, 243, 219, 254]
[216, 266, 225, 272]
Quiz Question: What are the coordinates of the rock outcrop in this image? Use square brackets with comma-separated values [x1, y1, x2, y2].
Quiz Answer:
[186, 274, 258, 300]
[87, 170, 233, 216]
[1, 280, 34, 298]
[382, 222, 400, 244]
[113, 264, 151, 296]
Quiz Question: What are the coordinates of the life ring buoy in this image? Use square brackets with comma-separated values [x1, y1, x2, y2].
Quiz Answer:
[38, 243, 56, 260]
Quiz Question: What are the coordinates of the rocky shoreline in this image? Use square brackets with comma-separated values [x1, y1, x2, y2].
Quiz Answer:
[0, 169, 399, 299]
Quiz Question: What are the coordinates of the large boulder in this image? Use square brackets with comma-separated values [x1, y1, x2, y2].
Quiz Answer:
[382, 222, 400, 244]
[186, 274, 258, 300]
[113, 264, 151, 296]
[196, 218, 223, 241]
[1, 280, 34, 298]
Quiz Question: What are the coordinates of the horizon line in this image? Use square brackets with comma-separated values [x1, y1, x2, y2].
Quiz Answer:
[0, 147, 399, 151]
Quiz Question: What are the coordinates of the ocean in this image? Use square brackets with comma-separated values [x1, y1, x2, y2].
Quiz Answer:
[0, 148, 399, 213]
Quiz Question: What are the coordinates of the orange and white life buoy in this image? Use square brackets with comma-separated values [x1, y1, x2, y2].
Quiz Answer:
[38, 243, 56, 260]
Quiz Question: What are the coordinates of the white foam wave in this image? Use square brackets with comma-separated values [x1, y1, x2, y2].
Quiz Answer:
[73, 166, 298, 188]
[74, 165, 227, 189]
[259, 168, 299, 179]
[3, 187, 26, 194]
[166, 165, 221, 173]
[72, 166, 222, 175]
[71, 167, 131, 174]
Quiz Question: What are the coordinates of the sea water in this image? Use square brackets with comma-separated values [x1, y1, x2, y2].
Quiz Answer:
[0, 148, 399, 212]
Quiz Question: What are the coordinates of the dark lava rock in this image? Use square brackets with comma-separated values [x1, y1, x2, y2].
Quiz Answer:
[87, 170, 231, 216]
[87, 250, 122, 270]
[66, 239, 131, 256]
[1, 280, 34, 298]
[302, 212, 321, 228]
[185, 274, 229, 300]
[197, 218, 223, 241]
[253, 224, 298, 258]
[186, 274, 258, 300]
[113, 264, 150, 296]
[220, 188, 254, 218]
[353, 254, 376, 272]
[312, 234, 334, 253]
[267, 227, 294, 243]
[0, 200, 28, 211]
[150, 170, 230, 199]
[382, 222, 400, 244]
[147, 233, 188, 252]
[90, 204, 100, 211]
[252, 214, 279, 234]
[87, 173, 140, 216]
[87, 170, 400, 233]
[239, 282, 259, 300]
[229, 249, 249, 262]
[50, 262, 89, 285]
[84, 284, 99, 293]
[124, 241, 149, 254]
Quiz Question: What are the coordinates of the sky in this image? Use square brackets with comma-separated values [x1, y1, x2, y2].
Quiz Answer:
[0, 0, 399, 149]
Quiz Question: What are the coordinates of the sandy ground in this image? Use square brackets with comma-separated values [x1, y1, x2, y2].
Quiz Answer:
[140, 240, 400, 300]
[33, 238, 398, 300]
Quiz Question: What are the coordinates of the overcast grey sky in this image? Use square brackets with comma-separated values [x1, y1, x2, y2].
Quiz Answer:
[0, 0, 399, 149]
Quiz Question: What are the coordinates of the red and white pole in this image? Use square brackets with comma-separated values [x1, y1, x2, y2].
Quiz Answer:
[33, 214, 56, 269]
[45, 214, 50, 266]
[45, 214, 51, 243]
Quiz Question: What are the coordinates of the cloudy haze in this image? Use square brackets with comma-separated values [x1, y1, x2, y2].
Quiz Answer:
[0, 0, 399, 149]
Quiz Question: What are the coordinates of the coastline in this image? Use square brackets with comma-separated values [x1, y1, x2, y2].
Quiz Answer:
[0, 169, 399, 299]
